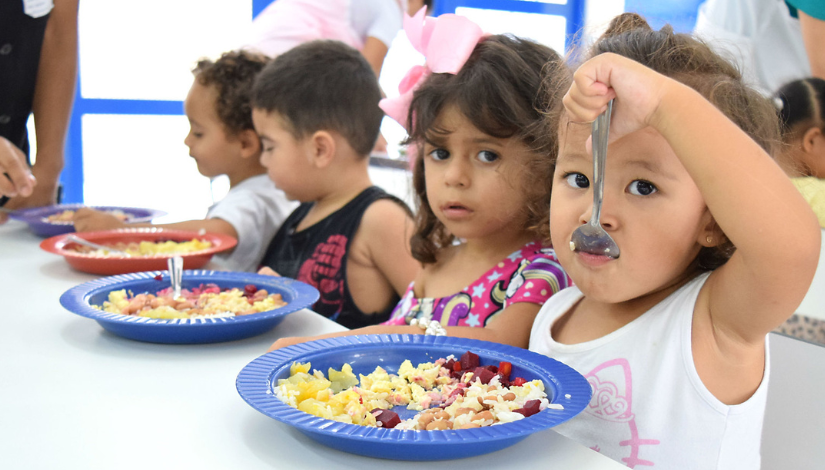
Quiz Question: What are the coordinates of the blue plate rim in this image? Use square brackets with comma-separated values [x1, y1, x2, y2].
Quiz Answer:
[236, 334, 592, 444]
[59, 270, 320, 327]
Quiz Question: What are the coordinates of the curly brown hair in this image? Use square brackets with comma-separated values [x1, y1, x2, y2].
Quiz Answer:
[551, 13, 782, 271]
[404, 35, 569, 264]
[192, 50, 269, 135]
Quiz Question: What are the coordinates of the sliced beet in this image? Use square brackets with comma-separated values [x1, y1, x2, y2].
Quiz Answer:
[459, 351, 480, 370]
[514, 399, 542, 417]
[471, 366, 496, 384]
[372, 409, 401, 428]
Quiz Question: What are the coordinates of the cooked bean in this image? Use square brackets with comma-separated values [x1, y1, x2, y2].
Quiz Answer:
[426, 420, 452, 431]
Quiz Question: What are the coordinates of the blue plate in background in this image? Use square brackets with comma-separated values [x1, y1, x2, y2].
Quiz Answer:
[9, 203, 166, 237]
[60, 270, 319, 344]
[236, 334, 592, 461]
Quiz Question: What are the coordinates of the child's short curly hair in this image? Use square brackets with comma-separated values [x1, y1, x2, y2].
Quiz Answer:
[405, 35, 569, 264]
[192, 50, 269, 135]
[550, 13, 782, 271]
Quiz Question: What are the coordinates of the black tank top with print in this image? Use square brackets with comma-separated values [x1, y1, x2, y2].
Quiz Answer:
[259, 186, 409, 329]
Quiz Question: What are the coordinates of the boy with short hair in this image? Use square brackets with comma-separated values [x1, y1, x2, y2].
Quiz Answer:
[253, 40, 420, 329]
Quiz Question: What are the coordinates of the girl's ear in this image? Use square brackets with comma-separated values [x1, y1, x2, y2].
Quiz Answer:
[801, 127, 823, 154]
[698, 211, 724, 248]
[308, 130, 336, 168]
[237, 129, 262, 158]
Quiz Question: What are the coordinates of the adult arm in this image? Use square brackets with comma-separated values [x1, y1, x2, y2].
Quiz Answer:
[361, 36, 389, 77]
[799, 11, 825, 80]
[8, 0, 79, 211]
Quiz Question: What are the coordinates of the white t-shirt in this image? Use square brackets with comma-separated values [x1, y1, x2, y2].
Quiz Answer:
[206, 174, 298, 272]
[243, 0, 402, 58]
[529, 273, 770, 469]
[694, 0, 811, 95]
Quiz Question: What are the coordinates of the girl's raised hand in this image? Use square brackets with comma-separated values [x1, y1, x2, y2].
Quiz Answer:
[563, 52, 670, 143]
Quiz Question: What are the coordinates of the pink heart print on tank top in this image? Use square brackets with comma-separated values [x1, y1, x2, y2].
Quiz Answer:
[585, 359, 660, 468]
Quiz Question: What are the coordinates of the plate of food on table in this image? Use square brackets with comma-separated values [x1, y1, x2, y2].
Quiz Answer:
[235, 334, 591, 461]
[59, 270, 320, 343]
[40, 227, 237, 274]
[8, 203, 166, 237]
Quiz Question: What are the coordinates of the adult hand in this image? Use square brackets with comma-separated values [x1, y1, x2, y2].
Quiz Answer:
[0, 137, 36, 197]
[73, 207, 128, 232]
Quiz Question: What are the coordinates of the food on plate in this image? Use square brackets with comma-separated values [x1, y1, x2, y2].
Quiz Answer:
[70, 238, 213, 256]
[45, 209, 133, 224]
[97, 283, 287, 319]
[276, 351, 560, 430]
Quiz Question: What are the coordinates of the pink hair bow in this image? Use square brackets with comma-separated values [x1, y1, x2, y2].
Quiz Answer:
[379, 9, 485, 130]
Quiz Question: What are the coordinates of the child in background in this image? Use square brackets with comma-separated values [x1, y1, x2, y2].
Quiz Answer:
[529, 13, 820, 469]
[774, 77, 825, 227]
[73, 50, 297, 272]
[253, 40, 420, 329]
[772, 77, 825, 345]
[265, 13, 572, 352]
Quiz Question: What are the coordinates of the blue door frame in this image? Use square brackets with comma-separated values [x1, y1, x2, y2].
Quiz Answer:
[60, 0, 584, 203]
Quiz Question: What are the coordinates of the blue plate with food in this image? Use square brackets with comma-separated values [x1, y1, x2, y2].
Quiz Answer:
[8, 203, 166, 237]
[60, 270, 319, 344]
[236, 334, 591, 461]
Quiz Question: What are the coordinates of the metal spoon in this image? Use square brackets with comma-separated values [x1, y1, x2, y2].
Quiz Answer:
[167, 255, 183, 300]
[66, 234, 132, 257]
[569, 100, 620, 259]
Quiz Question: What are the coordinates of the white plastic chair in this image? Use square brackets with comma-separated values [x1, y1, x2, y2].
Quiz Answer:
[761, 332, 825, 469]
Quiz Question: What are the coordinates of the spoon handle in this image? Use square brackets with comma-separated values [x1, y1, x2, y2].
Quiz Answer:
[65, 234, 130, 256]
[590, 100, 613, 225]
[167, 256, 183, 299]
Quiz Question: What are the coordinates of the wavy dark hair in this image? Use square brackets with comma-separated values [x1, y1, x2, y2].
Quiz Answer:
[192, 50, 268, 135]
[404, 34, 568, 264]
[550, 13, 781, 271]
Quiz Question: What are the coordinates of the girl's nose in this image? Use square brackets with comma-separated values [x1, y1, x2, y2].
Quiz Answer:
[444, 159, 470, 187]
[579, 197, 619, 230]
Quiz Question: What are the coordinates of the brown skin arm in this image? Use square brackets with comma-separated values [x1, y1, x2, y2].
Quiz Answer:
[4, 0, 79, 214]
[72, 207, 239, 241]
[267, 302, 542, 352]
[799, 10, 825, 80]
[361, 36, 389, 77]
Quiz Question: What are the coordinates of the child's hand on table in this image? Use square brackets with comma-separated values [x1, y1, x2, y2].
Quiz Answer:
[73, 207, 128, 232]
[257, 266, 282, 277]
[267, 335, 313, 352]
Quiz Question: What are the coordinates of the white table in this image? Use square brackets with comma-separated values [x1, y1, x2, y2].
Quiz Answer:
[0, 220, 624, 469]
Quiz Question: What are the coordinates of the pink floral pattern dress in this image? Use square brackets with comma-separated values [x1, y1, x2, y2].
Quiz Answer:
[383, 241, 571, 328]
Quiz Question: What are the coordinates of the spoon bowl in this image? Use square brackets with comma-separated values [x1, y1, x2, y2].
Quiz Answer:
[570, 100, 620, 259]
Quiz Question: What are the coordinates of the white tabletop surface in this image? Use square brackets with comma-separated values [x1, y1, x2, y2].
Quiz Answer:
[0, 220, 624, 469]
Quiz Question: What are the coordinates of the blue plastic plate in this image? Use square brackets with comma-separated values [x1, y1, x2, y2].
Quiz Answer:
[60, 270, 319, 344]
[236, 335, 591, 461]
[9, 203, 166, 237]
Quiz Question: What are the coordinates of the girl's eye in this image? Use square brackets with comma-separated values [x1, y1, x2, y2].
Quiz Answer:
[628, 180, 657, 196]
[477, 150, 499, 163]
[429, 148, 450, 161]
[564, 172, 590, 189]
[192, 132, 203, 138]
